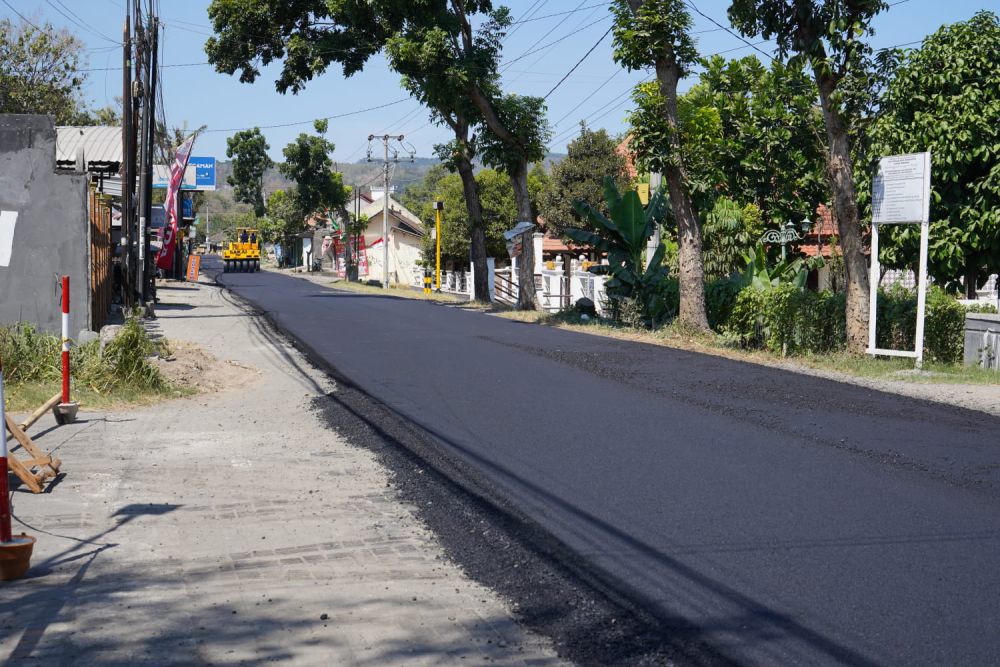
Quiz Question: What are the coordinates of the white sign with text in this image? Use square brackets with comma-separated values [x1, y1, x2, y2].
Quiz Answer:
[872, 152, 931, 224]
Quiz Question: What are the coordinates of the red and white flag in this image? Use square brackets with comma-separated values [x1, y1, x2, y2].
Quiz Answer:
[155, 134, 197, 270]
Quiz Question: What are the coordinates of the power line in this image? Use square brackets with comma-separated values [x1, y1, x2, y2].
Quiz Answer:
[501, 14, 612, 71]
[203, 97, 410, 134]
[77, 60, 208, 71]
[48, 0, 118, 44]
[684, 0, 775, 62]
[505, 0, 547, 40]
[544, 25, 613, 99]
[511, 2, 608, 25]
[552, 67, 622, 127]
[1, 0, 44, 32]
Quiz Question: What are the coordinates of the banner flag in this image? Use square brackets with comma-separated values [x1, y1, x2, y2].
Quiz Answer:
[155, 134, 197, 270]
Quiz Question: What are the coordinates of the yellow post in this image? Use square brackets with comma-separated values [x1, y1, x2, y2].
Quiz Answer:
[434, 201, 443, 290]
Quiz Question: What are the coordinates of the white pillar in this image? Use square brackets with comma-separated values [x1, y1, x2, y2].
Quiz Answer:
[532, 232, 544, 277]
[487, 257, 496, 301]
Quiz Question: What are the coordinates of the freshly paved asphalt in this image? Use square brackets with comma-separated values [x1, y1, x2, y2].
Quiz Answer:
[217, 262, 1000, 666]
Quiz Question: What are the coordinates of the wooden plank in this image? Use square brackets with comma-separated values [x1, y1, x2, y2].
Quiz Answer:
[6, 456, 43, 494]
[4, 414, 47, 460]
[17, 392, 63, 432]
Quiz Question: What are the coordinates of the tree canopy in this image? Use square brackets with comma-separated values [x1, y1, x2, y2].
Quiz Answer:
[685, 56, 828, 226]
[866, 10, 1000, 295]
[0, 18, 92, 124]
[537, 125, 631, 236]
[279, 120, 348, 218]
[226, 127, 273, 217]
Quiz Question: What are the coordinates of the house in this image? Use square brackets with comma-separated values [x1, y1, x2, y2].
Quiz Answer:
[1, 115, 112, 332]
[358, 195, 426, 285]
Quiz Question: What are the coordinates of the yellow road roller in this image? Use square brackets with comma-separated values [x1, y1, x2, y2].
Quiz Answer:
[222, 228, 261, 273]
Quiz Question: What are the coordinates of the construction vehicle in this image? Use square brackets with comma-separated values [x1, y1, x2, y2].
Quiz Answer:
[222, 228, 261, 272]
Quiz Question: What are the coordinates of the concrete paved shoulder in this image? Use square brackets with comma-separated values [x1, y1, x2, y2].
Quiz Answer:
[0, 276, 564, 665]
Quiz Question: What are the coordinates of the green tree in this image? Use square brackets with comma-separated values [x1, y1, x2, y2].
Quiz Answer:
[565, 179, 670, 327]
[205, 0, 519, 303]
[279, 119, 349, 218]
[866, 11, 1000, 297]
[400, 163, 450, 216]
[226, 127, 273, 217]
[419, 168, 519, 266]
[538, 125, 631, 236]
[263, 188, 304, 247]
[612, 0, 710, 331]
[0, 18, 91, 123]
[702, 199, 766, 279]
[687, 56, 828, 226]
[727, 0, 887, 353]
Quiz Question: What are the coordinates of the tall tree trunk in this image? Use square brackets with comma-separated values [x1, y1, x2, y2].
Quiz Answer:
[655, 58, 709, 331]
[510, 160, 538, 310]
[463, 79, 538, 309]
[815, 74, 870, 353]
[334, 203, 357, 281]
[965, 259, 979, 299]
[454, 154, 489, 302]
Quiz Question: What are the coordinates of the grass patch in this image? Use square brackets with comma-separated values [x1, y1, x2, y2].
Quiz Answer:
[1, 319, 188, 413]
[494, 308, 999, 386]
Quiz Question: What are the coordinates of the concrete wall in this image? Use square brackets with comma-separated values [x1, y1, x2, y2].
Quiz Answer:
[0, 115, 90, 333]
[964, 312, 1000, 370]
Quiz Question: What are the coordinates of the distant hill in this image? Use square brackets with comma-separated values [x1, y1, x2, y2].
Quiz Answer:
[214, 153, 564, 199]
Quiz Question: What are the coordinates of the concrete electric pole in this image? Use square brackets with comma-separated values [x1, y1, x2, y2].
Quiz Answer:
[367, 134, 413, 289]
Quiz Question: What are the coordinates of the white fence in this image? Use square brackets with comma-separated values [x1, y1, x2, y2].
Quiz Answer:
[538, 257, 609, 314]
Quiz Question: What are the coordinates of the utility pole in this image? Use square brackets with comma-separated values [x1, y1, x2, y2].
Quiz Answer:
[142, 14, 158, 302]
[367, 134, 411, 289]
[121, 11, 133, 308]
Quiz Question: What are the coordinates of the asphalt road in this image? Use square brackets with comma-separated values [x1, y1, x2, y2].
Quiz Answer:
[215, 261, 1000, 666]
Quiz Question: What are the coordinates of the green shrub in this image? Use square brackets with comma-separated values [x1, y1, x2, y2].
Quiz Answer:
[923, 287, 966, 364]
[876, 285, 968, 363]
[0, 323, 61, 385]
[705, 277, 743, 329]
[727, 282, 971, 362]
[875, 284, 916, 351]
[726, 285, 847, 355]
[657, 276, 680, 321]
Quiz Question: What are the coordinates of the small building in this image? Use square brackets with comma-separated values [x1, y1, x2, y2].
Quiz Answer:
[358, 196, 425, 286]
[0, 115, 110, 333]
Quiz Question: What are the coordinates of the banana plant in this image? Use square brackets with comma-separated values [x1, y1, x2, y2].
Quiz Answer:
[739, 244, 823, 292]
[564, 177, 670, 326]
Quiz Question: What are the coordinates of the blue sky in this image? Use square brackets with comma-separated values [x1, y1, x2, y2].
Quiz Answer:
[2, 0, 994, 163]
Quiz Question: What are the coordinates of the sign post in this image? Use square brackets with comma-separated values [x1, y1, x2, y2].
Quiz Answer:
[868, 151, 932, 368]
[433, 201, 443, 291]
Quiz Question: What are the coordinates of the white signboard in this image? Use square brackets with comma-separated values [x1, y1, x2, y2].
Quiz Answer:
[868, 151, 932, 368]
[872, 152, 931, 224]
[0, 210, 17, 267]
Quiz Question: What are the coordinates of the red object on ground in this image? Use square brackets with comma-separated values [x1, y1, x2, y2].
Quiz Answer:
[61, 275, 70, 405]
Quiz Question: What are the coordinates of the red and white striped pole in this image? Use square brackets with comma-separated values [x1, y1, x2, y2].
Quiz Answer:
[61, 275, 70, 405]
[0, 358, 12, 543]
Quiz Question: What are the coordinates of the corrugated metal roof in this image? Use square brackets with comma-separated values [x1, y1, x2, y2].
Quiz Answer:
[56, 125, 123, 166]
